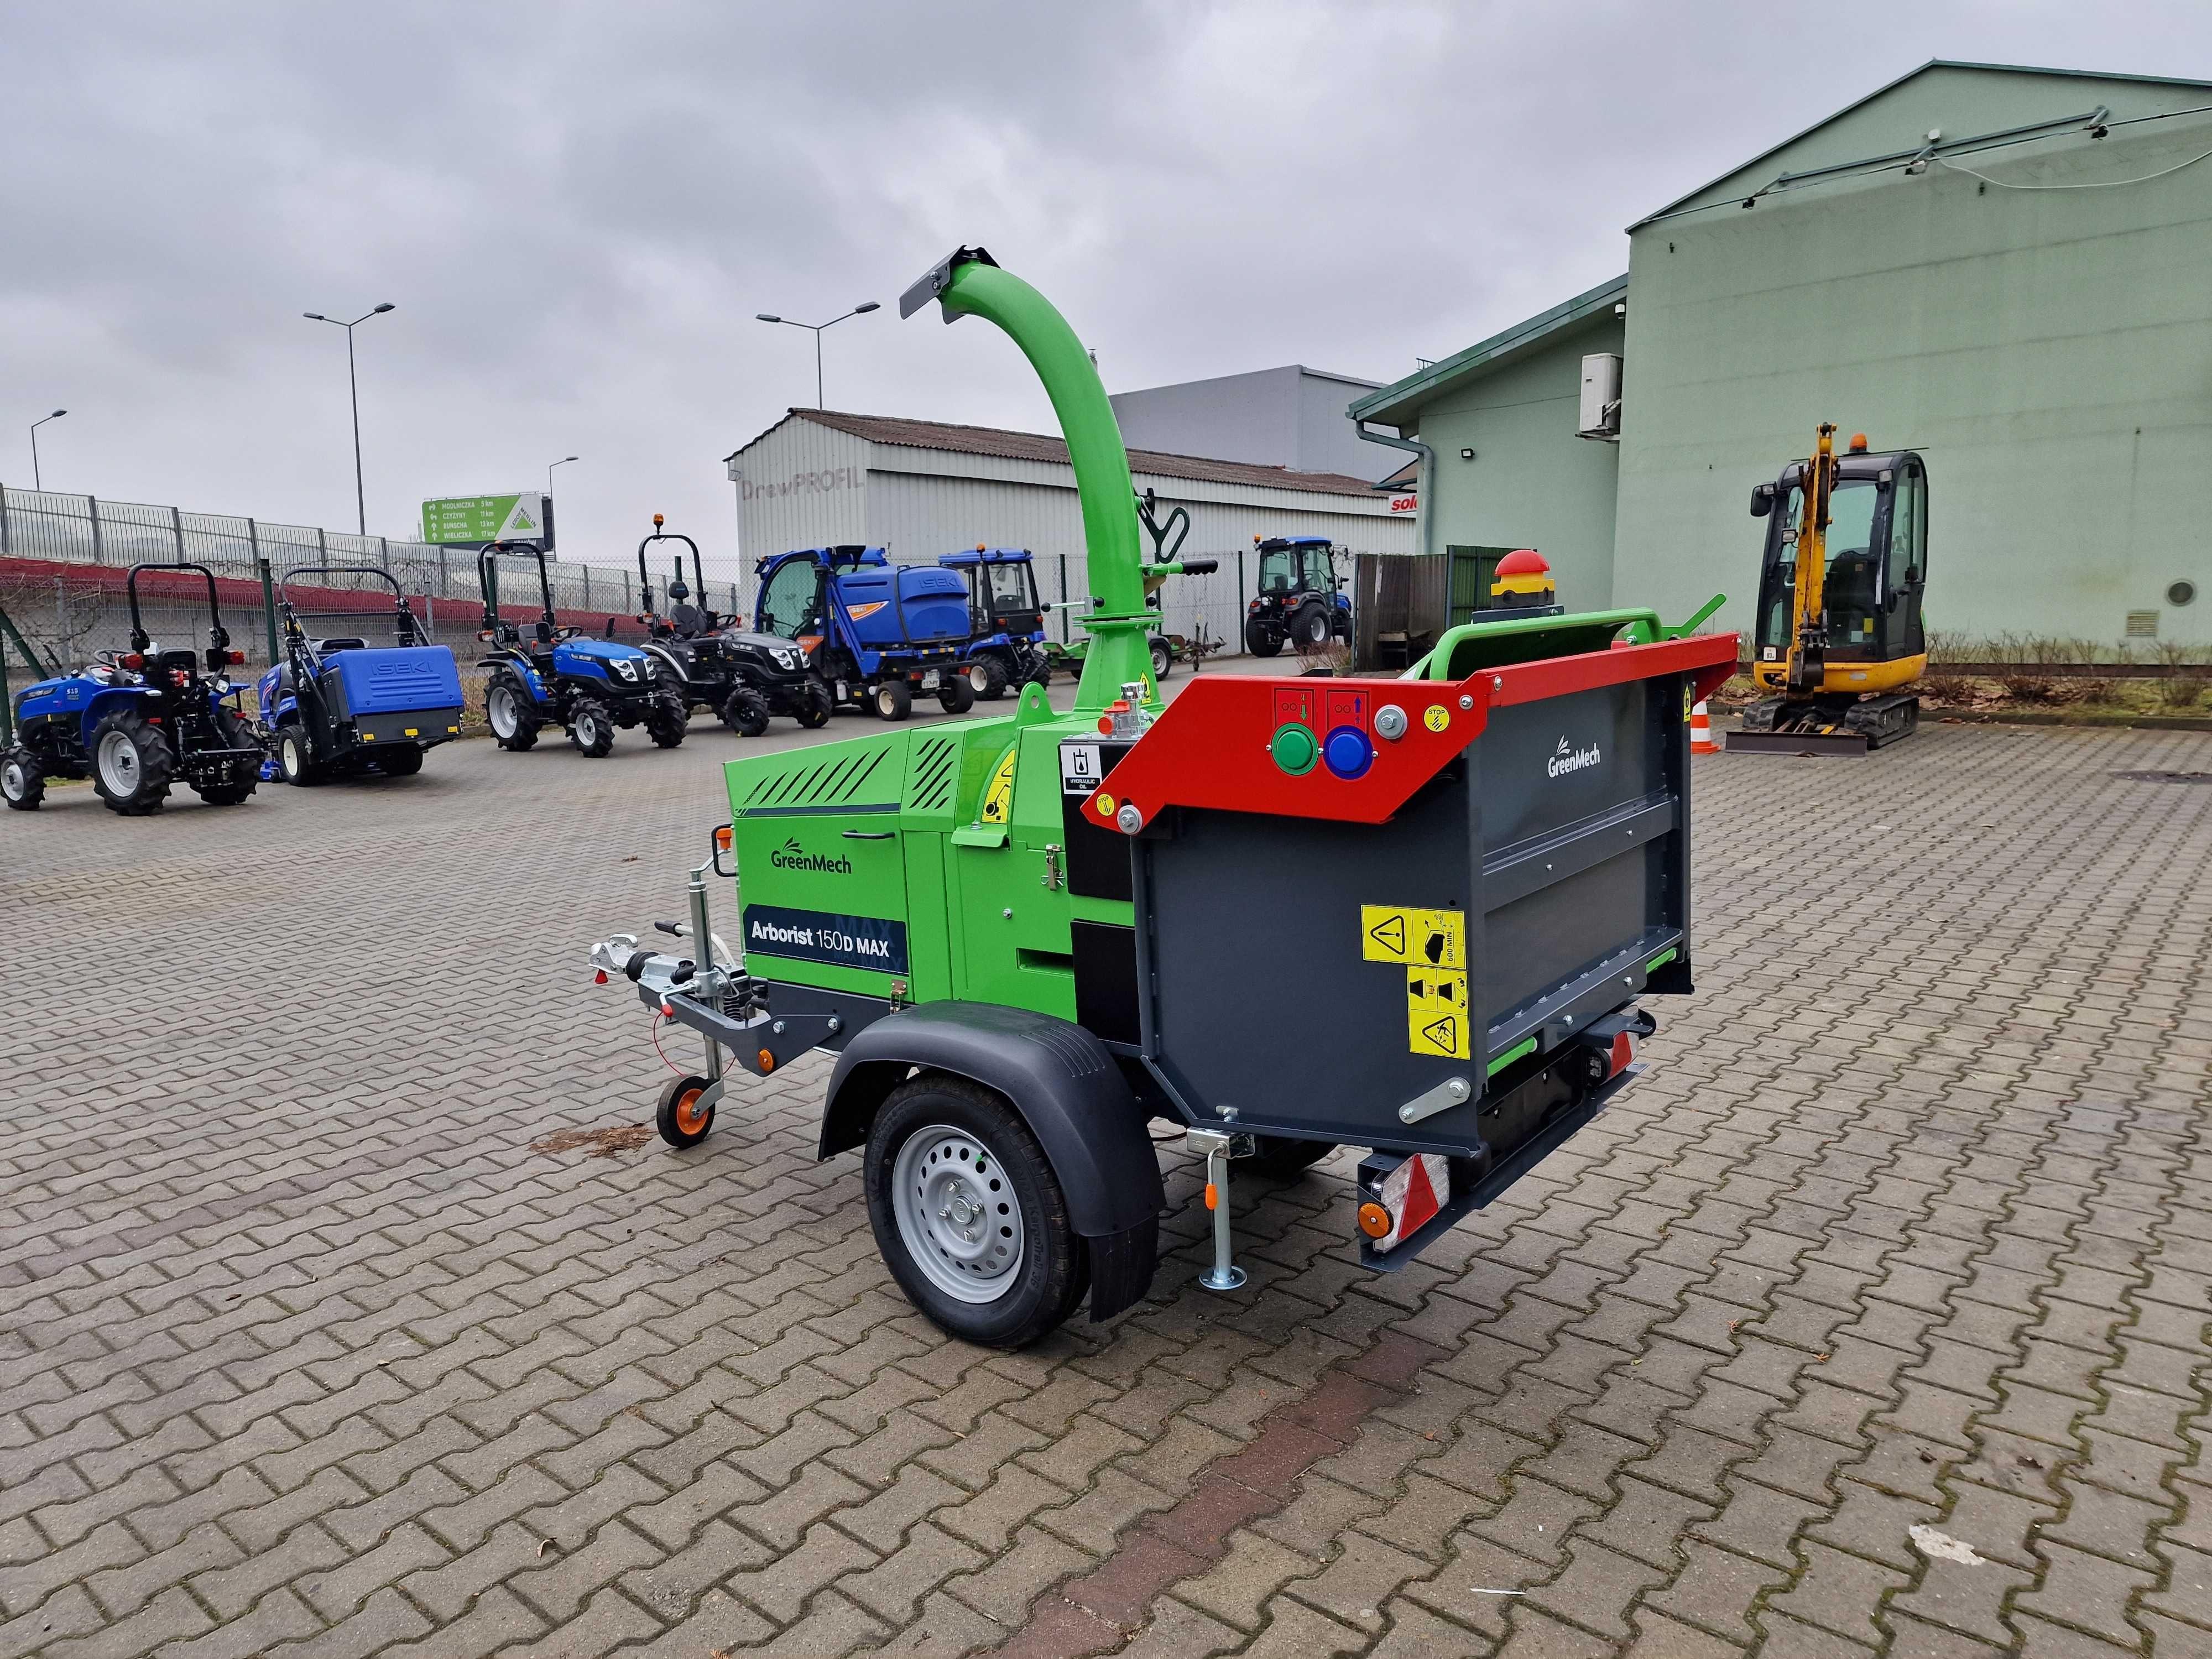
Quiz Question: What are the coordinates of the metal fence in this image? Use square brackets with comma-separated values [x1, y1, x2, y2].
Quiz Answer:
[0, 484, 743, 671]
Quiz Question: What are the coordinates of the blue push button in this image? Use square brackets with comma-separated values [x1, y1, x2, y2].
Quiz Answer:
[1323, 724, 1373, 780]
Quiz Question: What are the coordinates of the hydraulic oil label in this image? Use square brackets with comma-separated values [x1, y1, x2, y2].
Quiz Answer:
[1360, 905, 1464, 969]
[742, 905, 909, 974]
[1405, 968, 1471, 1059]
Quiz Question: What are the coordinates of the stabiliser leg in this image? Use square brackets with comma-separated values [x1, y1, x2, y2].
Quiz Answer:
[1188, 1128, 1248, 1291]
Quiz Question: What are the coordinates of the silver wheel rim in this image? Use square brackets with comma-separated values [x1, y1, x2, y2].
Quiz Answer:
[98, 729, 141, 795]
[969, 664, 990, 693]
[1152, 645, 1169, 673]
[282, 733, 303, 777]
[489, 685, 519, 738]
[2, 759, 24, 800]
[892, 1124, 1025, 1304]
[578, 710, 601, 745]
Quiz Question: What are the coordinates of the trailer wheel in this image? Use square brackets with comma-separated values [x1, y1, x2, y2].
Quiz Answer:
[1248, 1135, 1334, 1179]
[375, 744, 424, 777]
[795, 680, 834, 728]
[968, 655, 1009, 700]
[2, 748, 45, 811]
[276, 724, 324, 786]
[656, 1074, 716, 1148]
[1150, 637, 1175, 681]
[865, 1075, 1088, 1349]
[937, 675, 975, 714]
[487, 677, 539, 751]
[91, 711, 173, 816]
[873, 679, 913, 722]
[569, 698, 615, 757]
[721, 688, 772, 737]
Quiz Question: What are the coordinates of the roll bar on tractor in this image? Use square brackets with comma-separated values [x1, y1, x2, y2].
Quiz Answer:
[636, 514, 706, 628]
[476, 540, 561, 646]
[275, 565, 421, 646]
[124, 561, 243, 673]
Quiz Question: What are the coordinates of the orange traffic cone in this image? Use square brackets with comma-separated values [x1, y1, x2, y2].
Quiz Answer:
[1690, 701, 1719, 754]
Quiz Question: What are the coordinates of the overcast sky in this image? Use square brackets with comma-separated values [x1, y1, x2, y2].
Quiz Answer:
[6, 1, 2210, 581]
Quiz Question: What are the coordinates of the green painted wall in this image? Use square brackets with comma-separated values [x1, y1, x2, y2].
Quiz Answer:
[1616, 67, 2212, 648]
[1408, 312, 1626, 613]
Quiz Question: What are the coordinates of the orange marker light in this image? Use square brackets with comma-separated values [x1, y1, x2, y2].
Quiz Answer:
[757, 1048, 776, 1073]
[1358, 1202, 1393, 1239]
[715, 826, 733, 851]
[1849, 432, 1869, 452]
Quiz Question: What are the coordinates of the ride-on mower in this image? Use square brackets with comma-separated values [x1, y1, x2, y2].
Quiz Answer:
[943, 546, 1051, 700]
[3, 562, 262, 815]
[633, 514, 833, 735]
[590, 247, 1736, 1348]
[258, 566, 465, 786]
[752, 546, 975, 721]
[476, 540, 686, 757]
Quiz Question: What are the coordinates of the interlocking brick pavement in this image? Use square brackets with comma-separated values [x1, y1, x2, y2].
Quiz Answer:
[2, 705, 2209, 1656]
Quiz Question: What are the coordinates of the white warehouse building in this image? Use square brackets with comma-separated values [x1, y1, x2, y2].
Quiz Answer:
[723, 409, 1415, 653]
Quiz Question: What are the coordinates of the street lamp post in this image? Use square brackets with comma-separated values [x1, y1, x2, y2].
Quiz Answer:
[301, 302, 397, 534]
[754, 302, 880, 408]
[28, 409, 65, 491]
[547, 455, 579, 498]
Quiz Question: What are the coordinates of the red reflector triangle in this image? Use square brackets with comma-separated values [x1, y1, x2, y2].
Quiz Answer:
[1401, 1155, 1441, 1234]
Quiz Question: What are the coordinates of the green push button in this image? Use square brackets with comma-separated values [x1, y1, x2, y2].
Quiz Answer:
[1270, 722, 1318, 775]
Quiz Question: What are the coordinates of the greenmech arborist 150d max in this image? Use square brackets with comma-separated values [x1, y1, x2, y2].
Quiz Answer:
[590, 246, 1738, 1348]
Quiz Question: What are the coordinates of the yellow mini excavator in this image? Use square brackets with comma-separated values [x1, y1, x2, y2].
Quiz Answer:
[1728, 423, 1929, 755]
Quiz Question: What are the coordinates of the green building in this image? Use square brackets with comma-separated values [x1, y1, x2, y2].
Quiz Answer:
[1352, 61, 2212, 649]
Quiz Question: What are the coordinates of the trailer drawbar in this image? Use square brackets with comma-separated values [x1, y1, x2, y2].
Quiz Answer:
[588, 244, 1739, 1349]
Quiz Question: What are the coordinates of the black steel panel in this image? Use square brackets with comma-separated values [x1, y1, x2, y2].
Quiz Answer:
[1072, 921, 1141, 1046]
[1061, 739, 1133, 900]
[1476, 683, 1659, 849]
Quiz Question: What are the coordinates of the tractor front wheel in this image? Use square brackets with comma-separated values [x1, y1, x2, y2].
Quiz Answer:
[487, 677, 539, 751]
[1, 748, 44, 811]
[646, 702, 687, 749]
[91, 711, 174, 816]
[569, 698, 616, 757]
[864, 1075, 1087, 1349]
[795, 680, 835, 728]
[873, 679, 913, 722]
[968, 655, 1010, 700]
[721, 688, 772, 737]
[276, 724, 323, 786]
[656, 1073, 716, 1148]
[375, 744, 425, 777]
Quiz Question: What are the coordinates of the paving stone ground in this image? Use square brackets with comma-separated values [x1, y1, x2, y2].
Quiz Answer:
[2, 703, 2209, 1658]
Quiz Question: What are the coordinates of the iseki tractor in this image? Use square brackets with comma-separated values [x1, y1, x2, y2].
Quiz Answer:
[1244, 535, 1352, 656]
[3, 562, 263, 816]
[591, 246, 1737, 1348]
[632, 514, 833, 736]
[752, 545, 975, 721]
[259, 566, 465, 786]
[475, 540, 686, 758]
[942, 546, 1051, 701]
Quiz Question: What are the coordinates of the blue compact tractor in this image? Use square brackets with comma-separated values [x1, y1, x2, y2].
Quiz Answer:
[752, 546, 974, 721]
[258, 566, 465, 786]
[941, 546, 1050, 701]
[1244, 534, 1352, 656]
[475, 540, 686, 757]
[2, 562, 262, 815]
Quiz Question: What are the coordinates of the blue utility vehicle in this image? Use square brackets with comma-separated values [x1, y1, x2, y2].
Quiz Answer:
[259, 566, 464, 785]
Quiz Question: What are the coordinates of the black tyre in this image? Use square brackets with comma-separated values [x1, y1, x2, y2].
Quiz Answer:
[873, 679, 913, 722]
[487, 676, 539, 751]
[1026, 659, 1052, 690]
[721, 688, 772, 737]
[276, 724, 323, 787]
[1, 748, 44, 811]
[90, 710, 173, 816]
[1245, 622, 1283, 658]
[646, 702, 688, 749]
[1332, 611, 1353, 643]
[1296, 606, 1330, 646]
[864, 1075, 1088, 1349]
[937, 675, 975, 714]
[1248, 1136, 1335, 1179]
[375, 744, 425, 776]
[1150, 637, 1175, 681]
[568, 697, 615, 757]
[195, 781, 255, 806]
[656, 1073, 716, 1148]
[795, 679, 834, 728]
[968, 654, 1010, 701]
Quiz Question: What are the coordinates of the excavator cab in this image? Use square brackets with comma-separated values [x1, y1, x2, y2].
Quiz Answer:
[1733, 431, 1929, 753]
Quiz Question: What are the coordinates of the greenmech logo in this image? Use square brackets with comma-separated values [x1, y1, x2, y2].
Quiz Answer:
[1548, 734, 1601, 778]
[770, 836, 853, 874]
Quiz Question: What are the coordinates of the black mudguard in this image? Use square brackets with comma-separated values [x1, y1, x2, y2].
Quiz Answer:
[821, 1001, 1162, 1319]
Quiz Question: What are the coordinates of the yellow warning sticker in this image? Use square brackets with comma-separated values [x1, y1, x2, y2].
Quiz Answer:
[980, 744, 1018, 825]
[1360, 905, 1465, 969]
[1405, 968, 1470, 1058]
[1423, 704, 1451, 733]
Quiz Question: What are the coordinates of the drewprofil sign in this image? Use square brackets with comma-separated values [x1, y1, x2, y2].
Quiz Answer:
[421, 492, 557, 550]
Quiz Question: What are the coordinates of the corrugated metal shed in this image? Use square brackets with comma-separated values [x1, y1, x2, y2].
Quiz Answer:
[724, 409, 1416, 653]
